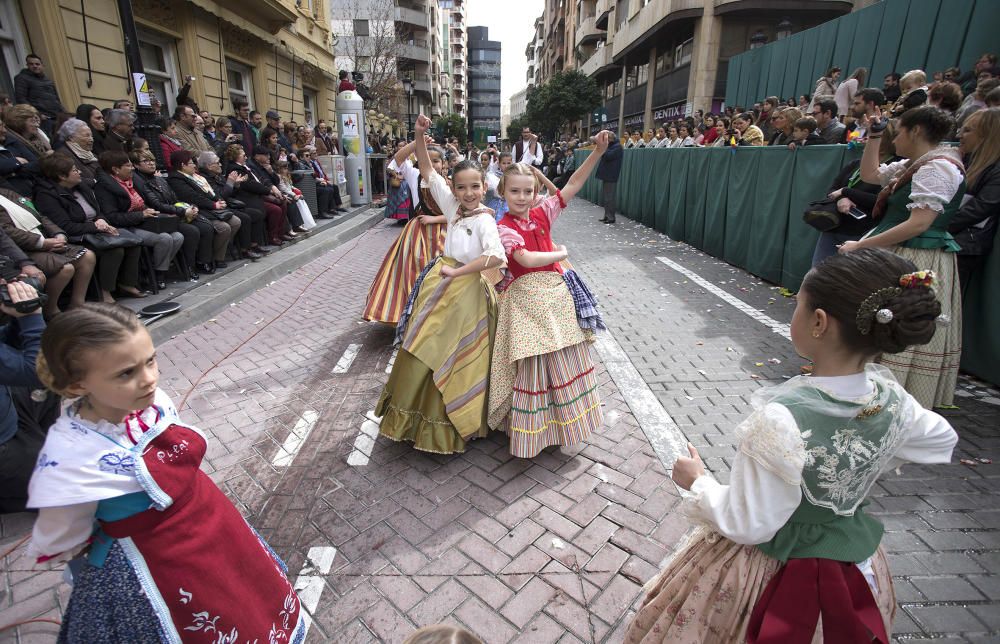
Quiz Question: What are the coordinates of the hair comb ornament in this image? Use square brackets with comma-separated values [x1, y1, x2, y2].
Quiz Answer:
[899, 270, 935, 289]
[856, 287, 902, 335]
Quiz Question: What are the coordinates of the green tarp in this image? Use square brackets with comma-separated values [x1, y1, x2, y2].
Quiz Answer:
[575, 145, 999, 386]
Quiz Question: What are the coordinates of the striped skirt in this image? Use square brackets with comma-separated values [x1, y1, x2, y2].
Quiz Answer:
[489, 271, 602, 458]
[363, 218, 446, 325]
[376, 256, 498, 453]
[878, 246, 962, 408]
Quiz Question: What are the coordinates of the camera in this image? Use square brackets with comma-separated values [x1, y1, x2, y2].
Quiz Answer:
[0, 257, 46, 314]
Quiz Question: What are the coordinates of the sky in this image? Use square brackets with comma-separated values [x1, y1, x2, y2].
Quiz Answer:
[466, 0, 543, 107]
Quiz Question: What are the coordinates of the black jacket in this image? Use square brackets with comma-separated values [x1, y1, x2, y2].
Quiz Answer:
[13, 70, 65, 119]
[166, 171, 220, 211]
[949, 161, 1000, 256]
[826, 159, 882, 236]
[133, 171, 187, 217]
[225, 161, 273, 197]
[203, 171, 236, 200]
[93, 172, 146, 228]
[32, 178, 104, 239]
[0, 144, 35, 197]
[595, 141, 623, 182]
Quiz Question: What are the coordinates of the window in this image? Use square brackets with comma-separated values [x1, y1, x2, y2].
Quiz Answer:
[0, 0, 27, 99]
[137, 30, 179, 117]
[655, 49, 673, 76]
[226, 59, 254, 111]
[353, 20, 369, 36]
[675, 38, 693, 67]
[616, 0, 629, 27]
[355, 56, 371, 72]
[302, 89, 316, 127]
[625, 63, 646, 90]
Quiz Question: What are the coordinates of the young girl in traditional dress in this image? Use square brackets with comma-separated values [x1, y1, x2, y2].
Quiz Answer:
[375, 114, 505, 454]
[485, 152, 513, 221]
[363, 137, 449, 325]
[27, 303, 304, 643]
[488, 131, 612, 458]
[625, 248, 957, 644]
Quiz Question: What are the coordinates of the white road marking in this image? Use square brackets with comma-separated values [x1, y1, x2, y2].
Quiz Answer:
[347, 412, 382, 466]
[332, 343, 363, 373]
[293, 546, 337, 637]
[655, 257, 791, 340]
[594, 332, 710, 478]
[271, 410, 319, 467]
[385, 347, 398, 374]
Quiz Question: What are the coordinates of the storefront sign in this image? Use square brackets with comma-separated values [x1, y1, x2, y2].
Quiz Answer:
[624, 113, 645, 128]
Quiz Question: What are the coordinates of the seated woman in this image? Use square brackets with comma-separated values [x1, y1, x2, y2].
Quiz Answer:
[94, 151, 185, 290]
[34, 154, 142, 302]
[298, 145, 345, 217]
[54, 118, 99, 183]
[0, 186, 95, 317]
[223, 144, 290, 247]
[165, 149, 246, 272]
[130, 149, 213, 279]
[197, 149, 266, 259]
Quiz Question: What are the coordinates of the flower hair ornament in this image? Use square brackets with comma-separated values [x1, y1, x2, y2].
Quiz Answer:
[856, 270, 937, 335]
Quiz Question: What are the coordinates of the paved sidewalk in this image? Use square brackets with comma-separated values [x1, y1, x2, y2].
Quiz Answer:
[1, 200, 997, 643]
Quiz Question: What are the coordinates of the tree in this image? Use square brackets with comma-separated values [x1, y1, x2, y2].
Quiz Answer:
[330, 0, 404, 118]
[506, 115, 526, 143]
[434, 113, 467, 145]
[523, 70, 601, 139]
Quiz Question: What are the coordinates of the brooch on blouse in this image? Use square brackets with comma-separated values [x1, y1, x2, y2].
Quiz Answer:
[856, 404, 883, 418]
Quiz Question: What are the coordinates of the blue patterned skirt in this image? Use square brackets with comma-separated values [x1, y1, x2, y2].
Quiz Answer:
[563, 269, 606, 331]
[394, 257, 440, 345]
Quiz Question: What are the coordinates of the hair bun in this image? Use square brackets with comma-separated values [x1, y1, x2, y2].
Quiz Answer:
[871, 288, 941, 354]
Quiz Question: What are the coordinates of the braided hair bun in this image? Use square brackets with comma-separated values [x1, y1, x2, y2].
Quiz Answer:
[803, 249, 942, 356]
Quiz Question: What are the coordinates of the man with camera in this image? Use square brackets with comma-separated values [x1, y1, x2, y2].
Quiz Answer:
[0, 227, 54, 513]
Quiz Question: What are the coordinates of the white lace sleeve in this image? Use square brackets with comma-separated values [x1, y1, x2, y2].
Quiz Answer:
[878, 160, 909, 187]
[26, 502, 99, 563]
[684, 404, 804, 544]
[884, 391, 958, 473]
[908, 159, 964, 213]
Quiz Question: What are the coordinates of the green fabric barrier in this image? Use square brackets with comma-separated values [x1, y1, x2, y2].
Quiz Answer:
[960, 0, 1000, 71]
[960, 224, 1000, 385]
[846, 2, 885, 77]
[896, 0, 941, 71]
[781, 145, 853, 290]
[757, 45, 776, 102]
[745, 148, 794, 284]
[726, 54, 742, 106]
[796, 33, 819, 104]
[782, 35, 805, 102]
[684, 151, 712, 248]
[809, 21, 840, 93]
[723, 151, 761, 270]
[831, 11, 861, 74]
[870, 0, 910, 86]
[702, 149, 730, 257]
[764, 40, 788, 99]
[640, 149, 662, 228]
[925, 0, 974, 76]
[665, 150, 689, 240]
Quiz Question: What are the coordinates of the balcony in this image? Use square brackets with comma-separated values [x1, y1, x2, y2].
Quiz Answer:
[398, 38, 431, 62]
[403, 72, 432, 93]
[575, 15, 602, 48]
[595, 0, 612, 29]
[394, 5, 428, 30]
[580, 45, 617, 77]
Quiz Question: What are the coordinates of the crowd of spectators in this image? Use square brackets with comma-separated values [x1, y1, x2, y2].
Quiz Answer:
[0, 54, 353, 314]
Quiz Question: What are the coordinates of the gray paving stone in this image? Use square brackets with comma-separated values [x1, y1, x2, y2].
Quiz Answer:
[905, 605, 989, 634]
[909, 576, 987, 602]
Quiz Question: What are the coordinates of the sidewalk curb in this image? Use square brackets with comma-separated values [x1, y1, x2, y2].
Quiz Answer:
[149, 207, 384, 344]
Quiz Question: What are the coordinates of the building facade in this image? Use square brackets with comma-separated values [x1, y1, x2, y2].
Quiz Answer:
[525, 16, 543, 88]
[7, 0, 336, 127]
[466, 26, 500, 145]
[537, 0, 577, 85]
[554, 0, 876, 136]
[439, 0, 467, 119]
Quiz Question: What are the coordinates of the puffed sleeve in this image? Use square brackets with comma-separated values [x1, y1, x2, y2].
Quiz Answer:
[477, 216, 506, 264]
[497, 221, 526, 256]
[684, 403, 805, 544]
[884, 391, 957, 472]
[26, 502, 99, 564]
[878, 160, 910, 187]
[537, 191, 567, 226]
[908, 159, 964, 213]
[427, 171, 459, 223]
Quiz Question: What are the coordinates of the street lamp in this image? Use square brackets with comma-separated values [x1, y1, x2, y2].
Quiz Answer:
[749, 30, 768, 49]
[402, 77, 414, 141]
[776, 18, 793, 40]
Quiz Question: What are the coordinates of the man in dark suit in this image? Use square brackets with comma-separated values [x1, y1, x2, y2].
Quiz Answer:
[595, 135, 623, 224]
[513, 127, 543, 168]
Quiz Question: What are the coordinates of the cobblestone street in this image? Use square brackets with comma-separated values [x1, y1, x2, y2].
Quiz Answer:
[1, 199, 997, 643]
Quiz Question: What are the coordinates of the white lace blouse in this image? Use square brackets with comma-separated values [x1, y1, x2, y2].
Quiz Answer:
[426, 172, 505, 266]
[685, 371, 957, 545]
[878, 148, 965, 213]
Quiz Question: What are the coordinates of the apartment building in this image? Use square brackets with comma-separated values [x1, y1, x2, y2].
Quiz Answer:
[3, 0, 336, 126]
[525, 16, 544, 88]
[467, 26, 501, 145]
[440, 0, 468, 118]
[537, 0, 577, 85]
[566, 0, 873, 135]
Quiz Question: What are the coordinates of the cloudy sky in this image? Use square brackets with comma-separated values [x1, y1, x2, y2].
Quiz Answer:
[466, 0, 543, 106]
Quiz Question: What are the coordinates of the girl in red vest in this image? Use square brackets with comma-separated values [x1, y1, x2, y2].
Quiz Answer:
[488, 131, 612, 458]
[625, 249, 957, 643]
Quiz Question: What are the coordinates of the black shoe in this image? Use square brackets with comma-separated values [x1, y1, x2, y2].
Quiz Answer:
[244, 249, 263, 260]
[215, 261, 228, 269]
[188, 267, 199, 280]
[293, 226, 308, 233]
[197, 262, 215, 275]
[604, 219, 615, 224]
[254, 246, 271, 255]
[599, 218, 608, 223]
[336, 207, 349, 213]
[317, 212, 335, 219]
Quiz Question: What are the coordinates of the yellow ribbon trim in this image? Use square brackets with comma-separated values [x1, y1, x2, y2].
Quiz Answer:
[509, 401, 602, 435]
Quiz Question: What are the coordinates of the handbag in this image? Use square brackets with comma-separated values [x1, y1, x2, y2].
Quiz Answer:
[139, 214, 180, 234]
[208, 209, 234, 222]
[802, 198, 842, 232]
[225, 198, 246, 209]
[80, 228, 142, 250]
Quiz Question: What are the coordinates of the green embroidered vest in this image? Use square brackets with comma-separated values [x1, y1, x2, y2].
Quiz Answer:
[756, 380, 907, 563]
[869, 180, 966, 252]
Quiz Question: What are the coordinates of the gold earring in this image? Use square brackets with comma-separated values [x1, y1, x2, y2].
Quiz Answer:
[812, 331, 822, 338]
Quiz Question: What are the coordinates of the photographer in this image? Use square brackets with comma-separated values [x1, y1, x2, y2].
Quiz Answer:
[0, 249, 52, 513]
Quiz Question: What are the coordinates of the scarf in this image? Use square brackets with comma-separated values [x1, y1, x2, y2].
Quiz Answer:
[161, 133, 182, 147]
[65, 140, 98, 164]
[8, 127, 51, 158]
[0, 193, 41, 233]
[187, 171, 215, 196]
[872, 147, 965, 220]
[113, 176, 146, 212]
